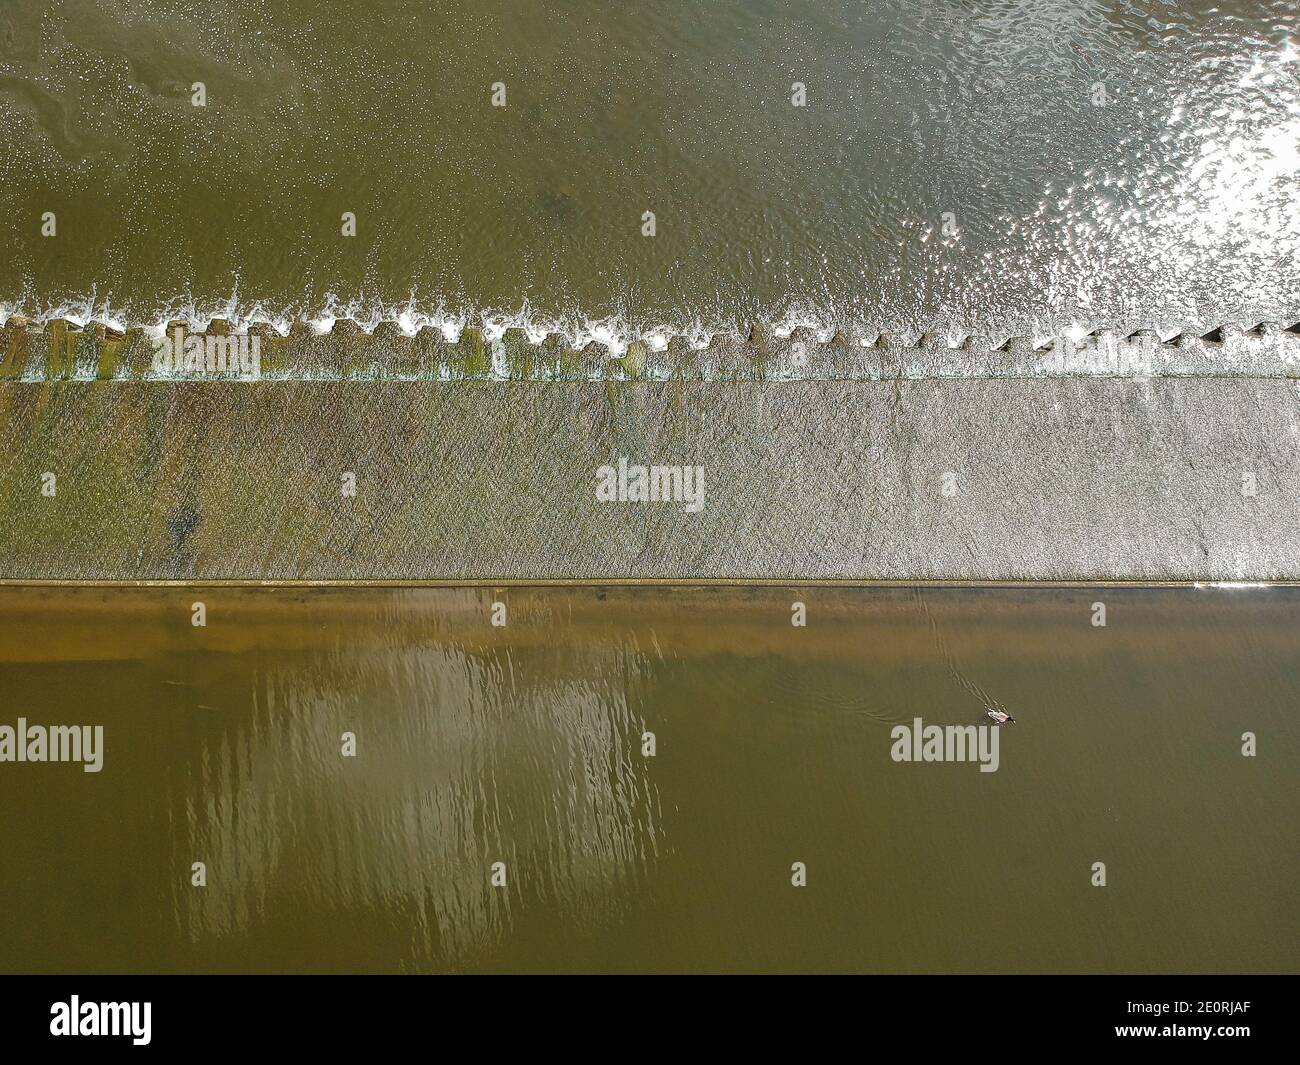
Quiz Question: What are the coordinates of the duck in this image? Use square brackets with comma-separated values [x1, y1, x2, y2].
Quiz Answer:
[986, 707, 1016, 725]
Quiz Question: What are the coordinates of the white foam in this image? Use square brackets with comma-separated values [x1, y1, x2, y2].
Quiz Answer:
[581, 320, 627, 357]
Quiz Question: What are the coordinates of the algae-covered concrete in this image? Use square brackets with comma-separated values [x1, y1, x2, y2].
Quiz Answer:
[1, 315, 1299, 581]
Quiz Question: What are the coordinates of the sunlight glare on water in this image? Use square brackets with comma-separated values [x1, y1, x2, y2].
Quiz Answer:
[0, 0, 1296, 343]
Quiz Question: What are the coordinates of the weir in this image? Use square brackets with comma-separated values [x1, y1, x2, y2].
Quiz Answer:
[2, 317, 1300, 582]
[4, 316, 1300, 382]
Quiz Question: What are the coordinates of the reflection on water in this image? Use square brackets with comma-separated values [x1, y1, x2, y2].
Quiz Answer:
[0, 584, 1295, 973]
[0, 1, 1296, 339]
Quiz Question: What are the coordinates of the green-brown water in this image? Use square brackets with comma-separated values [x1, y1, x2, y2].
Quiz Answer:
[0, 583, 1294, 973]
[2, 0, 1297, 341]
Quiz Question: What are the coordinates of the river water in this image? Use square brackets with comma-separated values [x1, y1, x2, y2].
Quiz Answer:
[1, 1, 1297, 342]
[0, 583, 1294, 973]
[0, 0, 1296, 978]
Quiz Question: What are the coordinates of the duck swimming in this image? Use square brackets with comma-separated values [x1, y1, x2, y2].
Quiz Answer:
[986, 708, 1016, 725]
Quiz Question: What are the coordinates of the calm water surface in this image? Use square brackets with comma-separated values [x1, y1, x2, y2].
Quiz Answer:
[0, 1, 1297, 339]
[0, 584, 1294, 973]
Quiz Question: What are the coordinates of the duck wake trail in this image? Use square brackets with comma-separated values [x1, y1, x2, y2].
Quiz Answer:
[909, 587, 1007, 719]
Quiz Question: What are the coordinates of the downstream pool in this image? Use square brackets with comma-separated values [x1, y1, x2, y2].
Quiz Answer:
[0, 583, 1293, 973]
